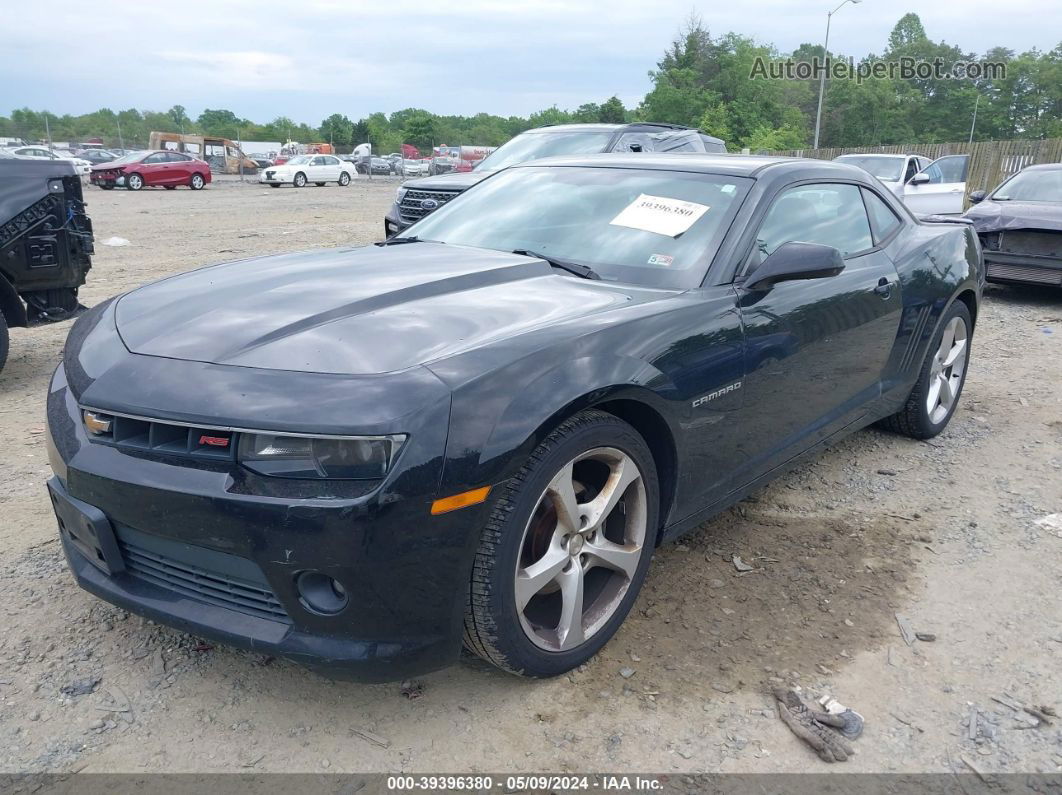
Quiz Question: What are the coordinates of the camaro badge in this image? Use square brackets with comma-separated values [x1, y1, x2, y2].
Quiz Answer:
[692, 381, 742, 408]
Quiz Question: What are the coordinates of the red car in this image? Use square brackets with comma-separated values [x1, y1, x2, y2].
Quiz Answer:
[90, 150, 211, 191]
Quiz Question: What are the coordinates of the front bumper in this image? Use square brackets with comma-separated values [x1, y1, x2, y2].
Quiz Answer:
[46, 362, 488, 682]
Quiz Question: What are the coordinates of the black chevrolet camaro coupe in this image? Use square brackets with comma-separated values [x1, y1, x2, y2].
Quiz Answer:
[46, 155, 983, 681]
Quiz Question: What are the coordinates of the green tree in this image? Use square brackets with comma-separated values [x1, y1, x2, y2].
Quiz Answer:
[598, 96, 628, 123]
[319, 113, 354, 147]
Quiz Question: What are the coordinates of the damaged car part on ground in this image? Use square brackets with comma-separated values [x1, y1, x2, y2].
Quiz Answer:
[46, 154, 982, 681]
[0, 158, 94, 374]
[964, 163, 1062, 287]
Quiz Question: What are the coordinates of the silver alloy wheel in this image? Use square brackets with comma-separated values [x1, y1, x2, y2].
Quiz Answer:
[514, 447, 647, 652]
[926, 315, 968, 424]
[127, 174, 142, 190]
[191, 174, 204, 189]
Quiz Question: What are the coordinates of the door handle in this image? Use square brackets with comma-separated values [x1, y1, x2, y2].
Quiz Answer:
[874, 277, 893, 299]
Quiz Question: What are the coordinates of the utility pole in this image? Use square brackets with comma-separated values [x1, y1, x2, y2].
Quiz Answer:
[117, 118, 125, 152]
[968, 94, 980, 144]
[813, 0, 861, 150]
[44, 114, 52, 150]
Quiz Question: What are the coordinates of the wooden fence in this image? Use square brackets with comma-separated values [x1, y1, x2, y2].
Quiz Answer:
[767, 138, 1062, 206]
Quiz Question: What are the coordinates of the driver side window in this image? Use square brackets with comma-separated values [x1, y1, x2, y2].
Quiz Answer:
[751, 183, 873, 269]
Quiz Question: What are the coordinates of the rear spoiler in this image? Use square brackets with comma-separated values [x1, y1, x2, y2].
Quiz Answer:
[917, 214, 974, 226]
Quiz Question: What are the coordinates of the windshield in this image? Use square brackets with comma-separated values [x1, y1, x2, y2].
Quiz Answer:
[992, 169, 1062, 203]
[835, 155, 906, 182]
[405, 166, 751, 288]
[109, 152, 146, 165]
[476, 131, 616, 171]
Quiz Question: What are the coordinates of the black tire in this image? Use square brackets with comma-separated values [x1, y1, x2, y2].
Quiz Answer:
[464, 409, 659, 677]
[0, 307, 8, 375]
[190, 173, 205, 190]
[293, 172, 307, 188]
[879, 301, 973, 439]
[315, 182, 325, 187]
[338, 172, 351, 186]
[125, 173, 143, 191]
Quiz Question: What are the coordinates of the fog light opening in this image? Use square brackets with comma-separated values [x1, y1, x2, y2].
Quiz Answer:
[295, 571, 349, 615]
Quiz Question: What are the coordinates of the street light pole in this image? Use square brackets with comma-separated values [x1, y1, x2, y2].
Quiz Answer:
[813, 0, 861, 150]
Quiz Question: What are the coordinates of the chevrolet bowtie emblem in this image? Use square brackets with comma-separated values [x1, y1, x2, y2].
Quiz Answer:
[83, 411, 113, 435]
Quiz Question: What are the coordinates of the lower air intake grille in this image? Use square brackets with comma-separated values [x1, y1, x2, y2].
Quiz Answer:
[118, 530, 290, 624]
[987, 263, 1062, 285]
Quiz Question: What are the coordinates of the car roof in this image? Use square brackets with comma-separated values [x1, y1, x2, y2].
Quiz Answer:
[1020, 162, 1062, 172]
[510, 152, 872, 180]
[523, 122, 692, 134]
[835, 152, 925, 159]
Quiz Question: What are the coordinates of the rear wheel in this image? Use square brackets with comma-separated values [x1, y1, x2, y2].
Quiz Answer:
[125, 173, 143, 191]
[880, 301, 972, 439]
[190, 173, 205, 190]
[464, 409, 658, 677]
[293, 172, 307, 188]
[338, 172, 351, 186]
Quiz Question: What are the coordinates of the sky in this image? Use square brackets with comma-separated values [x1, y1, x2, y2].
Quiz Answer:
[1, 0, 1058, 125]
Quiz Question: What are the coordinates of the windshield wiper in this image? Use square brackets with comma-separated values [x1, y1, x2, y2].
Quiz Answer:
[513, 249, 600, 280]
[377, 235, 422, 246]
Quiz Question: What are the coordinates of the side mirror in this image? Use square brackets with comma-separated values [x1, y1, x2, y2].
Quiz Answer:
[968, 190, 987, 204]
[745, 241, 846, 291]
[909, 172, 930, 185]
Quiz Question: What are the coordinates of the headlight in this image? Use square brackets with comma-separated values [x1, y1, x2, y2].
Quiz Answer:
[395, 187, 407, 204]
[238, 433, 405, 480]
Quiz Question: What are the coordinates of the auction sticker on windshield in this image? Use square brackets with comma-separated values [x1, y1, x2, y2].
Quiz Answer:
[610, 194, 710, 237]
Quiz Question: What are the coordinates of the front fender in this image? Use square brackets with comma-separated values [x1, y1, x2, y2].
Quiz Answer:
[440, 353, 677, 494]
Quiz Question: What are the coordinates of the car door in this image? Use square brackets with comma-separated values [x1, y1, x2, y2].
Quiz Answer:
[322, 155, 342, 181]
[903, 155, 969, 215]
[166, 152, 192, 184]
[731, 181, 903, 483]
[138, 152, 168, 185]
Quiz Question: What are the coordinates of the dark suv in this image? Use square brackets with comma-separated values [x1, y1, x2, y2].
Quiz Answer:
[0, 158, 94, 374]
[384, 123, 726, 236]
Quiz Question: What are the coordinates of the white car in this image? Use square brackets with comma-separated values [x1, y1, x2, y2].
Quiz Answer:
[834, 152, 969, 215]
[258, 154, 354, 188]
[4, 146, 92, 175]
[402, 158, 427, 177]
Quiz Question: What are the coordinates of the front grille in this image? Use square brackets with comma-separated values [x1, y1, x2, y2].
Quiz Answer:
[398, 189, 459, 224]
[83, 410, 236, 462]
[987, 262, 1062, 285]
[118, 529, 290, 623]
[265, 170, 275, 179]
[999, 230, 1061, 258]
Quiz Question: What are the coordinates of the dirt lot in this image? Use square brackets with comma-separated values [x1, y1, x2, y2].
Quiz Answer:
[1, 176, 1060, 775]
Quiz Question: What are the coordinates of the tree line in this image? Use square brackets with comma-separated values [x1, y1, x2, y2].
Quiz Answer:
[2, 13, 1059, 154]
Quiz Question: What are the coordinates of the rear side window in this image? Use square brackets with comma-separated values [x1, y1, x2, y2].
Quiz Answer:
[755, 183, 874, 261]
[861, 188, 902, 243]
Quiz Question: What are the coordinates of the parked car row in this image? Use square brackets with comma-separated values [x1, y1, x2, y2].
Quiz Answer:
[0, 145, 92, 175]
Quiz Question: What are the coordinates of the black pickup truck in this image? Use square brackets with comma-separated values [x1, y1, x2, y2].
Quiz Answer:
[0, 158, 94, 374]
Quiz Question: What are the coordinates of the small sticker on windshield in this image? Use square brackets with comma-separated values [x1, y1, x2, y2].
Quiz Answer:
[610, 194, 710, 237]
[648, 254, 674, 266]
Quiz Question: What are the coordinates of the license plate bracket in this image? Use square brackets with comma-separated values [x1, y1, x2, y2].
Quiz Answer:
[47, 477, 125, 576]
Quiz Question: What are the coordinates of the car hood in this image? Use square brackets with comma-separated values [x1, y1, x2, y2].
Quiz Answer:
[964, 200, 1062, 233]
[114, 243, 662, 376]
[402, 171, 492, 192]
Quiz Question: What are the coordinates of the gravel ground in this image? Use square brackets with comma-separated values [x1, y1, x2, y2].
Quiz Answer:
[0, 177, 1060, 775]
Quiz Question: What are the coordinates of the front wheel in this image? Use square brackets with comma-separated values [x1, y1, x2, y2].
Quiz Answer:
[190, 173, 205, 190]
[125, 173, 143, 191]
[293, 172, 307, 188]
[338, 172, 350, 186]
[464, 409, 658, 677]
[880, 301, 972, 439]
